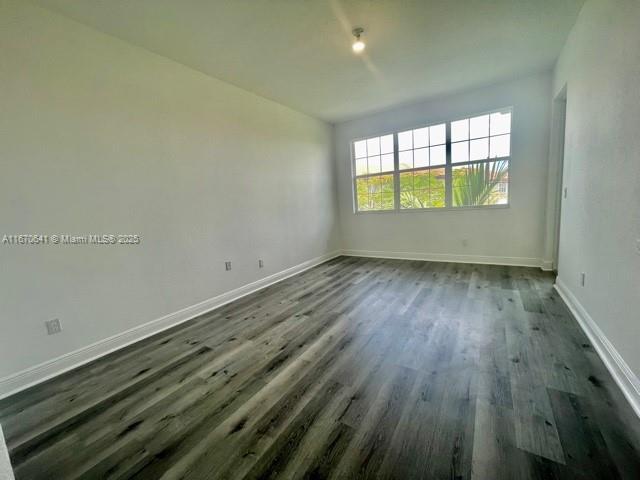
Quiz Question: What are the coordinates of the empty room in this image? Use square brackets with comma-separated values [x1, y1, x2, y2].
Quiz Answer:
[1, 0, 640, 478]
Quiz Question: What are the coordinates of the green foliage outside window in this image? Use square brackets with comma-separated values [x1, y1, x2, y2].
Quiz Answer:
[453, 160, 509, 207]
[356, 161, 508, 211]
[399, 169, 445, 209]
[356, 175, 394, 211]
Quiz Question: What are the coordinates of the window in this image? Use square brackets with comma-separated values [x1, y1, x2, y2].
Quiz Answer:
[450, 110, 510, 207]
[353, 134, 395, 211]
[398, 124, 446, 209]
[351, 108, 511, 212]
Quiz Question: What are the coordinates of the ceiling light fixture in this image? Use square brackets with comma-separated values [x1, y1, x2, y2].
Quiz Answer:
[352, 27, 365, 53]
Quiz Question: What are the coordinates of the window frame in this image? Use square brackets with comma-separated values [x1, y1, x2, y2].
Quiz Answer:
[351, 107, 512, 214]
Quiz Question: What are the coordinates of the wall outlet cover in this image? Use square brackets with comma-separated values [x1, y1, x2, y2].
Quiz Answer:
[45, 318, 61, 335]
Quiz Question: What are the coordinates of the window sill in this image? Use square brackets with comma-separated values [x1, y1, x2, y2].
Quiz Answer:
[353, 204, 510, 215]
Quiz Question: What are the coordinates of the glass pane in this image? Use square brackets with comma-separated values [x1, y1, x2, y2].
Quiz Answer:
[364, 175, 395, 212]
[354, 140, 367, 158]
[356, 177, 368, 196]
[411, 189, 428, 209]
[430, 168, 446, 208]
[399, 150, 413, 170]
[355, 156, 367, 175]
[367, 137, 380, 156]
[483, 161, 509, 205]
[413, 148, 429, 168]
[356, 178, 369, 211]
[452, 160, 509, 206]
[380, 191, 394, 210]
[490, 134, 510, 158]
[380, 153, 394, 172]
[470, 138, 489, 161]
[400, 191, 417, 209]
[452, 187, 469, 207]
[470, 114, 489, 139]
[362, 174, 394, 211]
[486, 180, 509, 205]
[399, 171, 413, 191]
[401, 169, 446, 209]
[413, 127, 428, 149]
[379, 174, 395, 194]
[380, 134, 394, 154]
[430, 145, 446, 166]
[367, 175, 381, 194]
[370, 194, 382, 211]
[358, 198, 371, 211]
[413, 170, 430, 190]
[451, 119, 469, 142]
[430, 124, 446, 145]
[398, 130, 413, 151]
[452, 164, 471, 207]
[368, 155, 381, 174]
[452, 141, 469, 163]
[490, 111, 511, 136]
[486, 160, 509, 182]
[453, 165, 470, 186]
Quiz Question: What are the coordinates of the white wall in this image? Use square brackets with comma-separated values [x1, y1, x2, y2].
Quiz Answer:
[553, 0, 640, 377]
[0, 0, 339, 382]
[334, 73, 553, 267]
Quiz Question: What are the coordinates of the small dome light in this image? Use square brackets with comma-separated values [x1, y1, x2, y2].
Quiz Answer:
[352, 27, 365, 53]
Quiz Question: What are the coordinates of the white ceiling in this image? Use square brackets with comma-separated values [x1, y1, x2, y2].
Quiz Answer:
[34, 0, 584, 123]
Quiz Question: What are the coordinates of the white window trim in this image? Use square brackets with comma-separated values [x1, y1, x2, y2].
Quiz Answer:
[351, 107, 513, 214]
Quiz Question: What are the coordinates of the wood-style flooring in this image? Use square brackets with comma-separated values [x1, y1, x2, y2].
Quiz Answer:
[1, 256, 639, 479]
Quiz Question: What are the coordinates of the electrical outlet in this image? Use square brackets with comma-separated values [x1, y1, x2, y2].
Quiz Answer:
[45, 318, 61, 335]
[259, 259, 264, 268]
[580, 272, 586, 287]
[225, 261, 232, 271]
[563, 187, 568, 199]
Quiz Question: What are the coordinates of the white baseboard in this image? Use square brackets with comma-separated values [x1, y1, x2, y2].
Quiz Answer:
[343, 249, 543, 268]
[540, 259, 555, 271]
[0, 251, 341, 400]
[555, 279, 640, 418]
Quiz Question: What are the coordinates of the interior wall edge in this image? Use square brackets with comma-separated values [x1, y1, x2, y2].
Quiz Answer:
[555, 278, 640, 419]
[0, 250, 342, 400]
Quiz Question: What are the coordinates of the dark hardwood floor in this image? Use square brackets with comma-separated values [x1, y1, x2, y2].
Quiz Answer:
[1, 256, 639, 479]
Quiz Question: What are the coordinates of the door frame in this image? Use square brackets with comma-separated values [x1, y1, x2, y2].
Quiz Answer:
[550, 85, 567, 272]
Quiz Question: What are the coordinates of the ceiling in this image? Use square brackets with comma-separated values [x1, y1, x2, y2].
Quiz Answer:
[33, 0, 584, 123]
